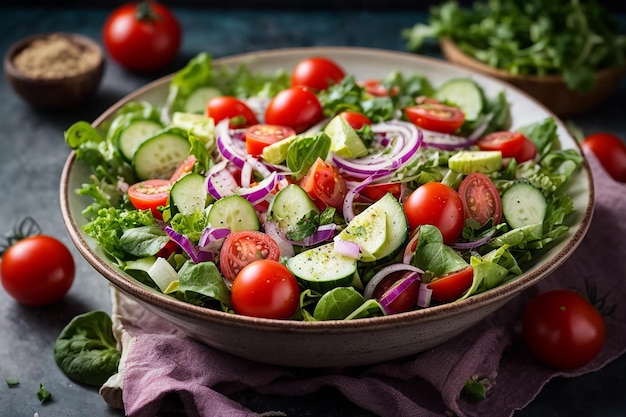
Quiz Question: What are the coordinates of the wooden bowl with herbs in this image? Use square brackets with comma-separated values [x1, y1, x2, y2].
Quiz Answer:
[404, 0, 626, 117]
[4, 32, 104, 109]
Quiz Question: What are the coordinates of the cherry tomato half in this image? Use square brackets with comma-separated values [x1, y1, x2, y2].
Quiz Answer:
[359, 79, 398, 97]
[169, 155, 197, 183]
[299, 158, 348, 212]
[477, 131, 537, 163]
[1, 235, 75, 306]
[458, 173, 502, 225]
[522, 289, 605, 369]
[339, 111, 372, 130]
[427, 266, 473, 303]
[404, 103, 465, 134]
[403, 182, 465, 245]
[103, 1, 181, 73]
[581, 132, 626, 182]
[205, 96, 258, 129]
[245, 124, 296, 157]
[291, 56, 346, 91]
[264, 86, 324, 133]
[127, 179, 172, 219]
[359, 182, 402, 201]
[231, 259, 300, 319]
[219, 230, 281, 282]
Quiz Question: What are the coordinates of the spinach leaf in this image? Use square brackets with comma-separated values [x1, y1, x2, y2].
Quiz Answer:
[53, 311, 121, 387]
[313, 287, 365, 320]
[286, 133, 331, 180]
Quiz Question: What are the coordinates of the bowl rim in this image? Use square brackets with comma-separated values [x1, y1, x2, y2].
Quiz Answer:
[439, 37, 626, 84]
[3, 31, 104, 83]
[60, 46, 595, 333]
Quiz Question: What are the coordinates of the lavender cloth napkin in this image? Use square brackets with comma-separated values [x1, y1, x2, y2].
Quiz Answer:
[102, 150, 626, 417]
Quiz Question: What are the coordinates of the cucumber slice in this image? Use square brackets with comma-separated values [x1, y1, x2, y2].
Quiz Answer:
[267, 184, 319, 233]
[133, 131, 191, 180]
[448, 150, 502, 174]
[169, 173, 211, 216]
[501, 182, 547, 237]
[184, 86, 221, 114]
[434, 77, 484, 121]
[117, 120, 163, 162]
[286, 242, 357, 293]
[207, 195, 259, 232]
[337, 192, 409, 262]
[337, 205, 387, 262]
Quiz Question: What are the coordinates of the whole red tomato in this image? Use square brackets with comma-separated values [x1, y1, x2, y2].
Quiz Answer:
[581, 132, 626, 182]
[103, 1, 182, 73]
[264, 86, 324, 133]
[1, 235, 75, 306]
[290, 56, 346, 91]
[522, 289, 605, 369]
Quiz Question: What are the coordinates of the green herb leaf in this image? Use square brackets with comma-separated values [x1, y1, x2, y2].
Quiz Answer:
[37, 383, 52, 404]
[5, 377, 19, 387]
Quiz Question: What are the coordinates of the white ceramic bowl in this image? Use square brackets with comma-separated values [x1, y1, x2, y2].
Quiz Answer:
[60, 47, 594, 368]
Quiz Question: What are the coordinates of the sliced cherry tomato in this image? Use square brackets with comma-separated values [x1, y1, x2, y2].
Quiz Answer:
[372, 271, 420, 314]
[205, 96, 258, 129]
[403, 182, 465, 244]
[245, 124, 296, 157]
[231, 259, 300, 319]
[264, 86, 324, 133]
[359, 182, 402, 201]
[404, 103, 465, 134]
[299, 158, 348, 211]
[218, 230, 281, 282]
[127, 179, 171, 219]
[522, 289, 605, 369]
[1, 235, 75, 306]
[477, 131, 537, 163]
[427, 266, 474, 303]
[517, 135, 538, 163]
[169, 155, 197, 183]
[359, 79, 398, 97]
[291, 56, 346, 91]
[339, 111, 372, 130]
[581, 132, 626, 182]
[458, 173, 502, 225]
[103, 1, 181, 73]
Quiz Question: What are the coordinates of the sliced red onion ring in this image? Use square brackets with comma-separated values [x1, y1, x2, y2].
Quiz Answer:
[240, 161, 253, 188]
[378, 271, 419, 314]
[237, 172, 281, 206]
[263, 220, 295, 258]
[333, 120, 422, 178]
[333, 238, 361, 259]
[402, 230, 420, 264]
[198, 226, 230, 248]
[164, 226, 214, 264]
[363, 263, 423, 300]
[417, 283, 433, 308]
[451, 229, 496, 251]
[419, 128, 473, 150]
[207, 167, 238, 200]
[343, 175, 377, 222]
[216, 119, 273, 178]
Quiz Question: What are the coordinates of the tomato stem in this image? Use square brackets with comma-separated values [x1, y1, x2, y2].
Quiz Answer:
[136, 1, 161, 22]
[0, 217, 42, 256]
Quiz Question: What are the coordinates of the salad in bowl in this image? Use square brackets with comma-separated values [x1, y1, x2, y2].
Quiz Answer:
[61, 47, 591, 366]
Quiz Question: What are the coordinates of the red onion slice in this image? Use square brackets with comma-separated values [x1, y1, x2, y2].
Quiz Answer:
[237, 171, 281, 206]
[333, 238, 361, 259]
[206, 167, 238, 200]
[417, 283, 433, 308]
[378, 272, 419, 314]
[164, 226, 214, 264]
[363, 263, 423, 300]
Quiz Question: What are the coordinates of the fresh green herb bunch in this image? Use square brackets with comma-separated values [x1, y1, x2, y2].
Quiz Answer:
[402, 0, 626, 93]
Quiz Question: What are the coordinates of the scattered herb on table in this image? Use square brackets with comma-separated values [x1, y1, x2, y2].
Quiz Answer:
[5, 377, 19, 387]
[402, 0, 626, 93]
[37, 383, 52, 404]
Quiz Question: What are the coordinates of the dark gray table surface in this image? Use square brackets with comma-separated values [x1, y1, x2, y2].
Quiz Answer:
[1, 6, 625, 417]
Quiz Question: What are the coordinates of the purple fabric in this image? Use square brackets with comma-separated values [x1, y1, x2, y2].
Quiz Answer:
[118, 150, 626, 417]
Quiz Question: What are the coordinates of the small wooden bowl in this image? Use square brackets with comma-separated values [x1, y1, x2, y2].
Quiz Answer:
[440, 37, 626, 117]
[4, 32, 105, 109]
